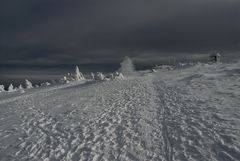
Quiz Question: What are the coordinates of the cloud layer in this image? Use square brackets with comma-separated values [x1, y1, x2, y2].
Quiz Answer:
[1, 0, 240, 83]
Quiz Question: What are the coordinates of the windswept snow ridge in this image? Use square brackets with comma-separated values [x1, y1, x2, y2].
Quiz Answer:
[0, 61, 240, 161]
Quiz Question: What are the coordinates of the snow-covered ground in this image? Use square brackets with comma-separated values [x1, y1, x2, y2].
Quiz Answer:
[0, 61, 240, 161]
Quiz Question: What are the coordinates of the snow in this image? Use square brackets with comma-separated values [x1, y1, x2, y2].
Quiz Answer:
[96, 72, 105, 81]
[25, 79, 33, 89]
[119, 57, 136, 76]
[7, 84, 15, 92]
[0, 85, 5, 92]
[75, 66, 85, 81]
[0, 61, 240, 161]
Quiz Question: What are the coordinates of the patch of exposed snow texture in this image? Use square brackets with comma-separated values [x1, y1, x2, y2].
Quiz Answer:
[0, 61, 240, 161]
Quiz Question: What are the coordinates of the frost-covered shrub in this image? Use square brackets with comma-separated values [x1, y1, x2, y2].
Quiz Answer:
[115, 72, 125, 80]
[63, 76, 70, 83]
[110, 74, 114, 80]
[59, 76, 69, 84]
[8, 84, 15, 92]
[75, 66, 85, 81]
[96, 72, 105, 80]
[18, 84, 25, 93]
[0, 85, 5, 92]
[18, 84, 23, 90]
[152, 68, 157, 72]
[25, 79, 33, 89]
[119, 57, 135, 76]
[41, 82, 51, 86]
[91, 72, 95, 80]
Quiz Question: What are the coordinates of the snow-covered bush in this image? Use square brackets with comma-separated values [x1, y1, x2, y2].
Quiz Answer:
[18, 84, 25, 93]
[0, 85, 5, 92]
[119, 56, 135, 76]
[59, 76, 70, 84]
[41, 82, 51, 86]
[25, 79, 33, 89]
[115, 72, 125, 80]
[96, 72, 105, 80]
[18, 84, 23, 90]
[59, 66, 86, 83]
[110, 74, 114, 80]
[75, 66, 85, 81]
[91, 72, 95, 80]
[63, 76, 70, 83]
[154, 65, 173, 71]
[8, 84, 15, 92]
[152, 68, 157, 73]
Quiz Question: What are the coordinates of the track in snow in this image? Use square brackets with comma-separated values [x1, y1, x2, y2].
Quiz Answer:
[0, 63, 240, 161]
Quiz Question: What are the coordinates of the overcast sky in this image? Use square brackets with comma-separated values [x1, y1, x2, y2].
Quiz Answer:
[1, 0, 240, 85]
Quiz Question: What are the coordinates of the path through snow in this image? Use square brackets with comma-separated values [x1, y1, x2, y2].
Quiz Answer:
[0, 62, 240, 161]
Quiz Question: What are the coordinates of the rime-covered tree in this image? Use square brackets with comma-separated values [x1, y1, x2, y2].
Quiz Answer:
[0, 85, 5, 92]
[119, 56, 135, 76]
[110, 74, 114, 80]
[91, 72, 95, 80]
[8, 84, 15, 92]
[18, 84, 23, 90]
[75, 66, 85, 81]
[25, 79, 33, 89]
[18, 84, 25, 93]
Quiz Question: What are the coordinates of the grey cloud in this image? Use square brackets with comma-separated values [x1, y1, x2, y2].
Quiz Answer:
[0, 0, 240, 84]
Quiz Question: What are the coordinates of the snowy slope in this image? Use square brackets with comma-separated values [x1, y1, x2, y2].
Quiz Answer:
[0, 61, 240, 161]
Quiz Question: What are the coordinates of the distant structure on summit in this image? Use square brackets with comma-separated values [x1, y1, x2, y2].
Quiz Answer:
[210, 53, 221, 62]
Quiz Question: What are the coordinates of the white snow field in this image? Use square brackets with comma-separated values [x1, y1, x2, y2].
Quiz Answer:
[0, 61, 240, 161]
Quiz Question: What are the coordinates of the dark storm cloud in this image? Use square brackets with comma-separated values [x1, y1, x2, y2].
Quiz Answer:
[0, 0, 240, 83]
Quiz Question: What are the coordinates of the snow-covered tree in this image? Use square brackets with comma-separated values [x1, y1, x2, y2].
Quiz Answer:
[8, 84, 15, 92]
[119, 56, 135, 76]
[75, 66, 85, 81]
[41, 82, 51, 86]
[0, 85, 5, 92]
[18, 84, 23, 90]
[25, 79, 33, 89]
[18, 84, 25, 93]
[110, 74, 114, 80]
[91, 72, 95, 80]
[96, 72, 105, 80]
